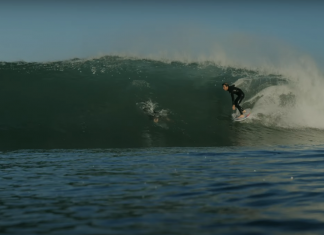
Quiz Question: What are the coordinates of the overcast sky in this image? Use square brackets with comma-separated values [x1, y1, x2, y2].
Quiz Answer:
[1, 1, 323, 64]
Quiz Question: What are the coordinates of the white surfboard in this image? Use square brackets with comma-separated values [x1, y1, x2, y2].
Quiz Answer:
[232, 108, 251, 122]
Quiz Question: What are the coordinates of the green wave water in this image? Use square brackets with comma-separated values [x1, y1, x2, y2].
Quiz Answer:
[0, 56, 324, 149]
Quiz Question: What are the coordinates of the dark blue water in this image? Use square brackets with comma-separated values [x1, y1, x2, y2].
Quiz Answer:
[1, 146, 324, 235]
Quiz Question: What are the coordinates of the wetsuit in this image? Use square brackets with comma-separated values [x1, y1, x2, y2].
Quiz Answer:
[228, 85, 245, 115]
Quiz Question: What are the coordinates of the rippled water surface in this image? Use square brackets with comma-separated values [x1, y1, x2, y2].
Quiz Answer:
[1, 147, 324, 235]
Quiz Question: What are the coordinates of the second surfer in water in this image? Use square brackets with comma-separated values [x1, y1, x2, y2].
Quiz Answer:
[222, 83, 246, 118]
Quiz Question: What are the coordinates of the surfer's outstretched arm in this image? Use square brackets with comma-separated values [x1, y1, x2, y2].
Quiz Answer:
[231, 93, 236, 110]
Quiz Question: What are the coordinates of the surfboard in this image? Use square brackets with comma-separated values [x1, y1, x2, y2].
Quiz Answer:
[232, 108, 251, 122]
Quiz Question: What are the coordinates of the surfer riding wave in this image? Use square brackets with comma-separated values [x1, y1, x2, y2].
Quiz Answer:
[222, 83, 246, 119]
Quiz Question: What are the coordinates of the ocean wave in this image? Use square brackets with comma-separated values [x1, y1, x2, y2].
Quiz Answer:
[0, 55, 324, 149]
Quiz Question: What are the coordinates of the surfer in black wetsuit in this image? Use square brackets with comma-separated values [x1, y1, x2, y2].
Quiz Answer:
[222, 83, 246, 118]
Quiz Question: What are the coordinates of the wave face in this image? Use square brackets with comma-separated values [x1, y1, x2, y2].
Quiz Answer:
[1, 56, 324, 149]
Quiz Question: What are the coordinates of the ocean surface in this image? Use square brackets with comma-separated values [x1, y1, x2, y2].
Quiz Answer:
[1, 147, 324, 235]
[1, 56, 324, 234]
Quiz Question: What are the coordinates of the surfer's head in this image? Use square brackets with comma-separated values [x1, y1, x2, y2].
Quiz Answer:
[222, 83, 229, 91]
[148, 114, 159, 123]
